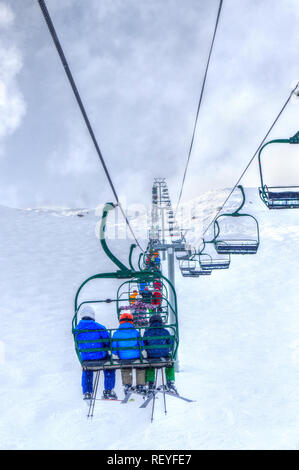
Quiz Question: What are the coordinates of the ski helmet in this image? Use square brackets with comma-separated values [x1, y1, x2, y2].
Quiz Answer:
[119, 312, 134, 324]
[80, 305, 95, 321]
[149, 314, 162, 325]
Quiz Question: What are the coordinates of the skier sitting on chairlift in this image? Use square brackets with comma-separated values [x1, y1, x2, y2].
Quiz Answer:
[139, 281, 149, 292]
[143, 315, 177, 395]
[141, 286, 152, 304]
[112, 313, 146, 395]
[129, 290, 139, 305]
[152, 290, 162, 312]
[153, 279, 162, 291]
[74, 305, 117, 400]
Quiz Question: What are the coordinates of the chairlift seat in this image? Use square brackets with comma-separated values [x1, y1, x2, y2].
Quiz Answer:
[268, 190, 299, 199]
[260, 187, 299, 209]
[192, 269, 212, 275]
[176, 254, 190, 260]
[215, 240, 259, 254]
[200, 259, 230, 270]
[82, 357, 174, 371]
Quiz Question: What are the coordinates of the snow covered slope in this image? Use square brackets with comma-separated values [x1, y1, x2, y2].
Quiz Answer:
[0, 188, 298, 450]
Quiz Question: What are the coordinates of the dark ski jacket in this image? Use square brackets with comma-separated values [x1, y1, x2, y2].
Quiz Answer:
[141, 290, 152, 303]
[143, 319, 173, 358]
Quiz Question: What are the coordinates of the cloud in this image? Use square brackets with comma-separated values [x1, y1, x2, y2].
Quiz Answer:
[2, 0, 299, 208]
[0, 2, 26, 154]
[0, 2, 14, 27]
[0, 182, 19, 207]
[47, 118, 100, 176]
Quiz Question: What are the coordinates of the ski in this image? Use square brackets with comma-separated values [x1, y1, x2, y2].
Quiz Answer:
[139, 391, 158, 408]
[129, 389, 148, 399]
[99, 398, 122, 402]
[121, 388, 147, 403]
[156, 389, 195, 403]
[121, 392, 134, 404]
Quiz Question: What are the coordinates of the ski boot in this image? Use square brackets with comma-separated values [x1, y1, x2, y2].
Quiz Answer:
[83, 392, 92, 400]
[146, 381, 156, 396]
[135, 385, 147, 395]
[124, 384, 133, 395]
[166, 381, 178, 395]
[102, 389, 118, 400]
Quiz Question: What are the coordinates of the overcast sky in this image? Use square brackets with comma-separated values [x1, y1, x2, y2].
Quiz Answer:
[0, 0, 298, 209]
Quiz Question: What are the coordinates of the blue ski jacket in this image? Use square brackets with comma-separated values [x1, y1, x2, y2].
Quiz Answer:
[75, 319, 110, 361]
[139, 282, 149, 292]
[143, 320, 173, 358]
[112, 322, 143, 360]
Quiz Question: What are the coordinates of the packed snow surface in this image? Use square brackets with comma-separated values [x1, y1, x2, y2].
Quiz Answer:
[0, 188, 298, 450]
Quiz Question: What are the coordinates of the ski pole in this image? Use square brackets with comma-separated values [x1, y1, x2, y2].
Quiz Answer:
[88, 370, 100, 419]
[151, 368, 159, 423]
[91, 370, 101, 417]
[87, 371, 97, 418]
[161, 367, 167, 415]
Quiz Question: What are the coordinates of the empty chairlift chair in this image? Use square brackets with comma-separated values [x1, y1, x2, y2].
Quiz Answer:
[179, 257, 212, 277]
[191, 257, 212, 276]
[176, 246, 191, 260]
[179, 258, 199, 277]
[213, 185, 260, 255]
[179, 259, 197, 272]
[199, 240, 230, 270]
[258, 131, 299, 209]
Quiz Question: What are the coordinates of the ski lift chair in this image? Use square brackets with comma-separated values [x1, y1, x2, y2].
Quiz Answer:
[213, 185, 260, 255]
[72, 203, 179, 417]
[199, 240, 230, 270]
[258, 131, 299, 209]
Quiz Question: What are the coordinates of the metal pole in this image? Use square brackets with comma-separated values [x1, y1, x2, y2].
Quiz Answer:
[159, 182, 166, 261]
[167, 247, 179, 372]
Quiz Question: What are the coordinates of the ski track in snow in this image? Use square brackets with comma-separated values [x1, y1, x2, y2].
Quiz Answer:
[0, 188, 298, 449]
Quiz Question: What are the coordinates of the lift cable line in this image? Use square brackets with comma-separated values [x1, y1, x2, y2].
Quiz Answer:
[38, 0, 144, 251]
[174, 0, 224, 217]
[202, 81, 299, 237]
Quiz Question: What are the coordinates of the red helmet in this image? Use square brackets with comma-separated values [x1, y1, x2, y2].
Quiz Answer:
[119, 313, 134, 324]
